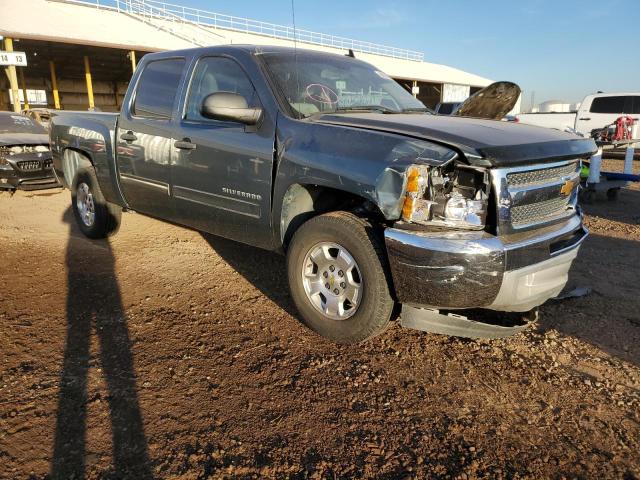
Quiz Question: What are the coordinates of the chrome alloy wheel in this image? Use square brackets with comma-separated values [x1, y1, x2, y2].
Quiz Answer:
[301, 242, 363, 320]
[76, 182, 95, 227]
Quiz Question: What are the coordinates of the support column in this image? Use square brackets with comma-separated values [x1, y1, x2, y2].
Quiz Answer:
[83, 55, 94, 109]
[129, 50, 137, 73]
[18, 67, 28, 110]
[412, 80, 418, 98]
[4, 38, 21, 112]
[49, 60, 61, 109]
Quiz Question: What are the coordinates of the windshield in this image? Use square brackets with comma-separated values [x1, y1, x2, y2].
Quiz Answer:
[437, 103, 459, 115]
[0, 114, 46, 134]
[262, 52, 429, 118]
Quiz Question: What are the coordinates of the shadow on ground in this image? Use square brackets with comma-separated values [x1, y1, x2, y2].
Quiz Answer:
[200, 232, 297, 318]
[580, 186, 640, 227]
[50, 208, 152, 479]
[539, 231, 640, 366]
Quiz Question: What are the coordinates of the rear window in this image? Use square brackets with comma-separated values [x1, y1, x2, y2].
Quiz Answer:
[589, 96, 628, 114]
[0, 114, 45, 134]
[133, 58, 185, 119]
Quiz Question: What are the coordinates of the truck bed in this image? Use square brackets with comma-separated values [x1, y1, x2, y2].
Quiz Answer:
[49, 110, 121, 203]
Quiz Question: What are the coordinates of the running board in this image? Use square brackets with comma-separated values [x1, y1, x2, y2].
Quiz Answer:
[400, 305, 535, 339]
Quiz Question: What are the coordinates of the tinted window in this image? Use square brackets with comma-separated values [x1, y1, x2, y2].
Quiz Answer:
[630, 96, 640, 114]
[0, 113, 46, 134]
[590, 96, 627, 114]
[185, 57, 258, 121]
[133, 58, 185, 119]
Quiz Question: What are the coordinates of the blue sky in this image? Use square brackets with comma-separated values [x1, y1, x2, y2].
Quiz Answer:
[185, 0, 639, 109]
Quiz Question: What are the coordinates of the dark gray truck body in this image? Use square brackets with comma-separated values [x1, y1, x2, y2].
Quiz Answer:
[50, 45, 596, 326]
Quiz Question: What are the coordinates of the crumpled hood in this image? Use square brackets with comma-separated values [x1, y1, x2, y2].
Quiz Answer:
[311, 113, 597, 167]
[0, 133, 50, 146]
[453, 81, 521, 120]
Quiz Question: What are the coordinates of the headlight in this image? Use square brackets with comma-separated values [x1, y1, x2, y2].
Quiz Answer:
[0, 157, 10, 168]
[401, 164, 489, 230]
[444, 195, 486, 227]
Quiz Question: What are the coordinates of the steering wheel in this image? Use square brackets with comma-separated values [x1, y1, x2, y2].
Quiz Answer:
[305, 83, 339, 105]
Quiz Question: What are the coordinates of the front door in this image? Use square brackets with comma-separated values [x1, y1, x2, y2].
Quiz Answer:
[171, 56, 275, 248]
[117, 57, 186, 218]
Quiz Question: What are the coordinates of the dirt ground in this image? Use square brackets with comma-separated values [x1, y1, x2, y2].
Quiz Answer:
[1, 159, 639, 479]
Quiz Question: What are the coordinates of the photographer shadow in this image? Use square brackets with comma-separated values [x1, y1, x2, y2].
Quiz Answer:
[50, 207, 152, 479]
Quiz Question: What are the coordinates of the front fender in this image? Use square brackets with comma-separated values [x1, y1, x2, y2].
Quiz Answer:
[272, 115, 456, 235]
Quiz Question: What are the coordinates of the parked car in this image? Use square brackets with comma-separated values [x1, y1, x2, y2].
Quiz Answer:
[0, 112, 60, 191]
[50, 45, 596, 343]
[517, 92, 640, 136]
[22, 108, 53, 130]
[434, 101, 461, 115]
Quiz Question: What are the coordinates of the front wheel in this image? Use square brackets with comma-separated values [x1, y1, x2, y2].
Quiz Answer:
[71, 168, 122, 239]
[286, 211, 394, 343]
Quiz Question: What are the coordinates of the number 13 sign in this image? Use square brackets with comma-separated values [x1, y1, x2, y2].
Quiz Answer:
[0, 51, 28, 67]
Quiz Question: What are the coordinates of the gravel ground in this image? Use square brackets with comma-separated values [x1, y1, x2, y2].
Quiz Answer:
[0, 159, 639, 479]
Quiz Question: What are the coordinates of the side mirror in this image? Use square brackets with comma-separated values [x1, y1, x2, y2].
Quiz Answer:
[201, 92, 262, 125]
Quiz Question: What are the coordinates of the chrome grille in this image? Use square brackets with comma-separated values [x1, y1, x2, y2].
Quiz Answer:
[493, 160, 580, 233]
[510, 197, 570, 226]
[507, 162, 578, 187]
[17, 160, 41, 171]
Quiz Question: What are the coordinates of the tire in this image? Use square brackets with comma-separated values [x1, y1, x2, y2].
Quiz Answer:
[580, 188, 596, 204]
[71, 167, 122, 239]
[606, 188, 620, 201]
[286, 211, 394, 343]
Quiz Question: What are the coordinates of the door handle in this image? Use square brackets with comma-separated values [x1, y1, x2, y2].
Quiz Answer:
[120, 131, 137, 142]
[578, 117, 591, 121]
[175, 139, 197, 150]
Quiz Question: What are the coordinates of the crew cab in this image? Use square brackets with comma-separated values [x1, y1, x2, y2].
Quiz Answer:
[517, 92, 640, 136]
[49, 46, 596, 343]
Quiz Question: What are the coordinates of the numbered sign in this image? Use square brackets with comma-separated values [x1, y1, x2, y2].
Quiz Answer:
[0, 51, 28, 67]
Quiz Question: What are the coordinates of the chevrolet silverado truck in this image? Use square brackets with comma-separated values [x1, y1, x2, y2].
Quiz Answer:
[49, 46, 597, 343]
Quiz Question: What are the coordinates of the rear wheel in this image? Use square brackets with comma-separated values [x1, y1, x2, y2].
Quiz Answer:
[286, 211, 394, 343]
[71, 168, 121, 238]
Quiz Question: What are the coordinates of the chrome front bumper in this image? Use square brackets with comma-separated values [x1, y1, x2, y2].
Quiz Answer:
[384, 214, 587, 312]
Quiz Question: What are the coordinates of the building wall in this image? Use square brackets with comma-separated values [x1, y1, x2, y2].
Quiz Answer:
[2, 74, 129, 112]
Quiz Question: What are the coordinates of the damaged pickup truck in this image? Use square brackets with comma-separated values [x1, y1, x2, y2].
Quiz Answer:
[49, 46, 597, 343]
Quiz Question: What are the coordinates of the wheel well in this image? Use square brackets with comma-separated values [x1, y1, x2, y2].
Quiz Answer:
[62, 148, 94, 188]
[280, 184, 386, 249]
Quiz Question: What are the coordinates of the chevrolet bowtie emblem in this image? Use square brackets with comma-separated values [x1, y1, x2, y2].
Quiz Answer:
[560, 178, 577, 196]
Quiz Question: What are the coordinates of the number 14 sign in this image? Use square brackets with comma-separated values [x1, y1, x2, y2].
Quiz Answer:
[0, 51, 27, 67]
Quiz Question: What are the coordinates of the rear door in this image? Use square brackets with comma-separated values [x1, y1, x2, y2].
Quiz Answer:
[171, 55, 275, 248]
[575, 95, 640, 135]
[116, 57, 186, 218]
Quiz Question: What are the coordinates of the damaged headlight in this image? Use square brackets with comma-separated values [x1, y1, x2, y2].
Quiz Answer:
[401, 162, 489, 230]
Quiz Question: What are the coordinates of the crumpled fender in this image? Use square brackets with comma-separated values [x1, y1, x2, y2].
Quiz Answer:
[272, 114, 457, 224]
